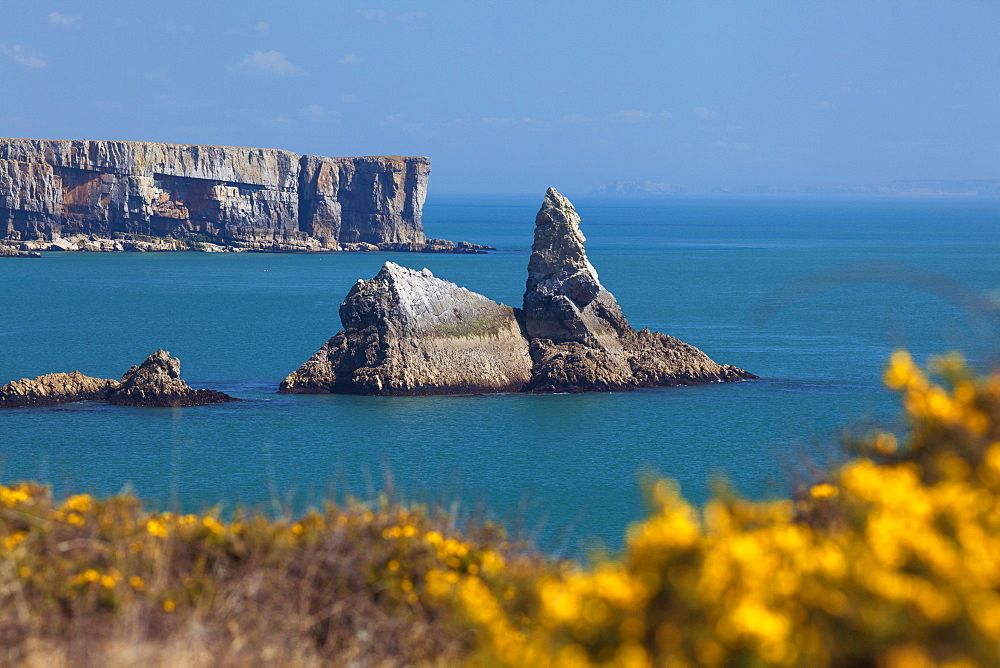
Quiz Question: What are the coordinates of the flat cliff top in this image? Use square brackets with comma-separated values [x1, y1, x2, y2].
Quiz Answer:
[0, 137, 428, 162]
[0, 138, 430, 191]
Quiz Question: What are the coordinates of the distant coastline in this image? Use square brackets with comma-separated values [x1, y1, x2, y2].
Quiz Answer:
[593, 179, 1000, 197]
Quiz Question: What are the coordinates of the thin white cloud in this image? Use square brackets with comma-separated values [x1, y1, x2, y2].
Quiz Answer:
[480, 116, 549, 129]
[341, 93, 359, 103]
[240, 50, 300, 76]
[814, 100, 833, 110]
[1, 44, 48, 68]
[255, 22, 270, 34]
[164, 21, 194, 33]
[357, 8, 387, 21]
[395, 11, 426, 22]
[558, 113, 595, 125]
[609, 109, 655, 123]
[712, 140, 748, 150]
[694, 107, 717, 119]
[48, 12, 82, 27]
[304, 104, 325, 120]
[340, 54, 361, 65]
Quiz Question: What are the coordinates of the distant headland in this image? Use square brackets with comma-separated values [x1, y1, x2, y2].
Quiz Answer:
[0, 138, 492, 254]
[594, 179, 1000, 197]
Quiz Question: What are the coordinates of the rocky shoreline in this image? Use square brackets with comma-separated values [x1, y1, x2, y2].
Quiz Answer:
[0, 244, 40, 258]
[1, 235, 495, 255]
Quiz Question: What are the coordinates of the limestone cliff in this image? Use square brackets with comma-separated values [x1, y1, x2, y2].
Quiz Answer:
[298, 155, 429, 246]
[280, 188, 755, 396]
[0, 138, 440, 251]
[280, 263, 532, 395]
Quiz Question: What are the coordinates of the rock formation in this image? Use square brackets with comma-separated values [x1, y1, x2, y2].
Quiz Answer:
[0, 244, 40, 258]
[280, 263, 532, 395]
[0, 372, 119, 407]
[0, 350, 238, 408]
[108, 349, 239, 407]
[281, 188, 755, 396]
[0, 138, 488, 253]
[523, 187, 753, 391]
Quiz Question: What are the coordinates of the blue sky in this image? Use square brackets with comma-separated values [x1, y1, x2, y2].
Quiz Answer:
[1, 1, 997, 194]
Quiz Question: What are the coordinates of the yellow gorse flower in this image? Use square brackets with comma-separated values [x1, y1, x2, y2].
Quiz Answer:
[61, 494, 93, 513]
[0, 485, 31, 508]
[146, 517, 169, 538]
[444, 351, 1000, 667]
[2, 531, 27, 550]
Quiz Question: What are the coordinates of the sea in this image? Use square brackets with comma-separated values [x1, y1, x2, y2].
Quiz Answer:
[2, 196, 998, 556]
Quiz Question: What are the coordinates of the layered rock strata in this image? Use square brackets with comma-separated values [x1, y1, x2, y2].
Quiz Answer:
[0, 138, 485, 253]
[280, 263, 532, 395]
[0, 350, 238, 408]
[281, 188, 754, 395]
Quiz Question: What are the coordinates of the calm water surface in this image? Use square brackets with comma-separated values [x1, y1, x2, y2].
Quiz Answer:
[2, 196, 998, 553]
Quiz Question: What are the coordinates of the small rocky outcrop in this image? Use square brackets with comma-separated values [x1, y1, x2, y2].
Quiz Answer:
[0, 244, 41, 258]
[280, 263, 532, 395]
[281, 188, 755, 396]
[0, 350, 238, 408]
[523, 188, 754, 391]
[108, 350, 239, 407]
[0, 372, 119, 407]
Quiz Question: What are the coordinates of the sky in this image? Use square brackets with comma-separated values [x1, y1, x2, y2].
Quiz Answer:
[1, 0, 997, 194]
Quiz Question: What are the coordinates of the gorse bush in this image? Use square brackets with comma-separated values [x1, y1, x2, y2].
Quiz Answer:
[1, 351, 998, 666]
[0, 487, 519, 665]
[436, 351, 1000, 667]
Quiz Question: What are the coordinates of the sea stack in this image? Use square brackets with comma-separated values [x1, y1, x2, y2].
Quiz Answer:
[280, 263, 532, 395]
[281, 188, 754, 395]
[522, 187, 754, 391]
[108, 349, 239, 407]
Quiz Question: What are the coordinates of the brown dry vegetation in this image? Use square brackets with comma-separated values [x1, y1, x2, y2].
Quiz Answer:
[0, 491, 521, 667]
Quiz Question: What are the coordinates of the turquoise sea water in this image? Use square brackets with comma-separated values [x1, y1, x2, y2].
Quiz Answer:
[2, 196, 998, 554]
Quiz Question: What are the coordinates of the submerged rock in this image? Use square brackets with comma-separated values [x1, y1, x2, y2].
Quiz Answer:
[522, 188, 755, 392]
[0, 372, 119, 407]
[108, 349, 239, 407]
[282, 188, 755, 396]
[280, 263, 532, 395]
